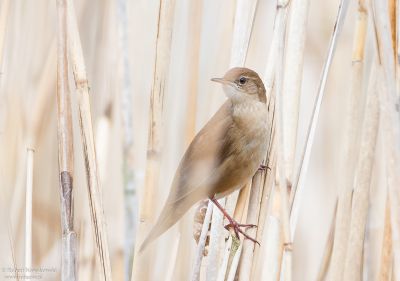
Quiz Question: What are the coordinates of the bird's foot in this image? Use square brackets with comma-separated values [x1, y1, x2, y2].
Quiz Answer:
[258, 164, 271, 171]
[210, 197, 260, 245]
[224, 221, 260, 245]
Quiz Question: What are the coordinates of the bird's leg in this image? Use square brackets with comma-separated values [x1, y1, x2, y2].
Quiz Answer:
[258, 164, 271, 171]
[210, 197, 260, 245]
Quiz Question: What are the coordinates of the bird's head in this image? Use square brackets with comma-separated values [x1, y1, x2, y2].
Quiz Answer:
[211, 67, 266, 103]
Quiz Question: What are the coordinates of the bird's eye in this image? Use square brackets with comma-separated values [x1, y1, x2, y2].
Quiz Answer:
[239, 76, 247, 85]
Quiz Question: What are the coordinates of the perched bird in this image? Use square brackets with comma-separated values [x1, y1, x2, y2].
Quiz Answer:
[140, 67, 270, 252]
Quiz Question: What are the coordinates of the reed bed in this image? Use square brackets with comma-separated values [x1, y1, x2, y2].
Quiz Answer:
[0, 0, 398, 281]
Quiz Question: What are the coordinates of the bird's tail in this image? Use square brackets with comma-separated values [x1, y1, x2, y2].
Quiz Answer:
[139, 197, 193, 253]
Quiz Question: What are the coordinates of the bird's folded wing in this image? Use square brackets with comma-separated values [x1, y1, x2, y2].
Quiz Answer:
[138, 101, 236, 252]
[166, 100, 235, 205]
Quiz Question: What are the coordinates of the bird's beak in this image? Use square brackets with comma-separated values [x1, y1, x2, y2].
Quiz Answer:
[211, 78, 231, 85]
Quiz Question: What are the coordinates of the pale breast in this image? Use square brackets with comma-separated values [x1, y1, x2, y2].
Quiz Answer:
[232, 100, 269, 161]
[214, 100, 269, 198]
[235, 104, 269, 171]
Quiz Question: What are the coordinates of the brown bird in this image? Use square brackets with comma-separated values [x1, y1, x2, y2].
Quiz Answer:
[140, 67, 270, 252]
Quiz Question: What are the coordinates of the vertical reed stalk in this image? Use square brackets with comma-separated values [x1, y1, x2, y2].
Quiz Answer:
[0, 0, 10, 69]
[396, 0, 399, 98]
[207, 198, 225, 281]
[132, 0, 176, 280]
[316, 200, 337, 281]
[25, 148, 34, 278]
[229, 0, 259, 67]
[191, 203, 213, 281]
[183, 1, 202, 147]
[30, 41, 57, 144]
[248, 2, 285, 276]
[217, 184, 250, 280]
[9, 42, 56, 262]
[372, 0, 400, 277]
[260, 179, 285, 281]
[290, 0, 350, 238]
[216, 237, 235, 281]
[389, 0, 397, 58]
[237, 171, 266, 281]
[56, 1, 77, 279]
[328, 2, 367, 280]
[260, 214, 282, 280]
[251, 151, 277, 281]
[7, 223, 19, 281]
[343, 64, 380, 281]
[226, 239, 243, 281]
[378, 195, 392, 281]
[66, 0, 112, 279]
[282, 0, 310, 185]
[174, 3, 204, 279]
[226, 0, 261, 278]
[275, 1, 292, 277]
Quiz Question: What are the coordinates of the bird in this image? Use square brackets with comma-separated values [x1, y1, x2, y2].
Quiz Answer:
[140, 67, 270, 252]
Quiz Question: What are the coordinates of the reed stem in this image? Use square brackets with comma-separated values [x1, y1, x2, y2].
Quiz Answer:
[56, 1, 77, 279]
[66, 0, 112, 279]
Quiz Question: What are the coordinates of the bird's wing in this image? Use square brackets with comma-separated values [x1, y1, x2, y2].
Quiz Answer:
[139, 100, 236, 252]
[169, 100, 235, 203]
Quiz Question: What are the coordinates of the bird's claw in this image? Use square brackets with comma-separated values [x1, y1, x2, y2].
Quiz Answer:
[224, 221, 260, 245]
[210, 197, 260, 245]
[224, 223, 257, 230]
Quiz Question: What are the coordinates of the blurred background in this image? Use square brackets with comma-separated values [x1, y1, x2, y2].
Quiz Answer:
[0, 0, 397, 280]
